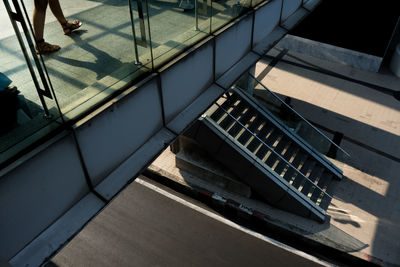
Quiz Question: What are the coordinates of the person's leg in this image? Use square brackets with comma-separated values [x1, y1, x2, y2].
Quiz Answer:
[48, 0, 82, 35]
[33, 0, 60, 53]
[48, 0, 67, 25]
[32, 0, 48, 41]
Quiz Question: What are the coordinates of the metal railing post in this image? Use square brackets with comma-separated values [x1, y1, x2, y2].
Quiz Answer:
[195, 0, 199, 31]
[129, 0, 142, 65]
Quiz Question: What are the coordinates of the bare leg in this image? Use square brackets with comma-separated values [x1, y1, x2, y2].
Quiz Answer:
[33, 0, 48, 41]
[48, 0, 67, 25]
[33, 0, 60, 53]
[48, 0, 82, 35]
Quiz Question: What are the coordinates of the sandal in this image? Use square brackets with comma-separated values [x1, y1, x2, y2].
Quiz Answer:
[35, 39, 61, 54]
[62, 20, 83, 35]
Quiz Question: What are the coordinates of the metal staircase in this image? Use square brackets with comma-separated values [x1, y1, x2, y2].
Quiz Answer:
[192, 87, 348, 221]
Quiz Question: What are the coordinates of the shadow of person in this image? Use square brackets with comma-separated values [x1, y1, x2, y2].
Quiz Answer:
[52, 30, 138, 81]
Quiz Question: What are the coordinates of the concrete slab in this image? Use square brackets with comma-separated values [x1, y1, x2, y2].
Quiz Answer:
[49, 176, 329, 267]
[250, 47, 400, 265]
[148, 146, 367, 252]
[255, 53, 400, 160]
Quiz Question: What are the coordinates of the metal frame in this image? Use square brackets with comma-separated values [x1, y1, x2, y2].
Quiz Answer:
[232, 86, 344, 179]
[129, 0, 142, 65]
[3, 0, 55, 117]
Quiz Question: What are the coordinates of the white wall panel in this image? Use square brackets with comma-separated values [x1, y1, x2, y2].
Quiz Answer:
[253, 0, 282, 46]
[281, 0, 302, 21]
[0, 133, 89, 260]
[160, 41, 214, 123]
[75, 78, 163, 186]
[215, 15, 253, 78]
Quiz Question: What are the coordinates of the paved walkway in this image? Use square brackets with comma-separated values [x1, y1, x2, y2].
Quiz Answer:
[48, 176, 328, 267]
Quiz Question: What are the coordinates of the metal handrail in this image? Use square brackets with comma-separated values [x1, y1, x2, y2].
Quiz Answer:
[249, 73, 350, 157]
[213, 102, 332, 201]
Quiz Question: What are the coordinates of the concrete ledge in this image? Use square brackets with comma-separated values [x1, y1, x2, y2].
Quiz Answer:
[277, 35, 383, 72]
[95, 128, 176, 200]
[281, 8, 309, 30]
[253, 26, 287, 56]
[303, 0, 321, 11]
[167, 84, 224, 134]
[216, 52, 260, 89]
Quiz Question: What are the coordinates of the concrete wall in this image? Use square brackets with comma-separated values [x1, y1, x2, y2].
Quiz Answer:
[215, 14, 253, 78]
[253, 0, 282, 47]
[0, 0, 312, 264]
[75, 78, 164, 186]
[0, 133, 89, 260]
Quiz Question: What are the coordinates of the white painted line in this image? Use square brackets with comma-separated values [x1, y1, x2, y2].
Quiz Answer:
[211, 193, 227, 203]
[136, 178, 335, 267]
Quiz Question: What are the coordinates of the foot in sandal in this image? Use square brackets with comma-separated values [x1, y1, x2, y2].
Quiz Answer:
[35, 39, 61, 54]
[62, 20, 83, 35]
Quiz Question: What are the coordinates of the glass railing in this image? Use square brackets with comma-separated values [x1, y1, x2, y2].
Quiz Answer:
[210, 0, 251, 32]
[1, 0, 63, 166]
[1, 0, 296, 167]
[147, 0, 211, 68]
[234, 71, 350, 171]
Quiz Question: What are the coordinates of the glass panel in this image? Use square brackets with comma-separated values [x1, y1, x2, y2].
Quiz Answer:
[1, 1, 62, 166]
[147, 0, 211, 68]
[18, 0, 153, 121]
[234, 72, 350, 171]
[210, 0, 251, 31]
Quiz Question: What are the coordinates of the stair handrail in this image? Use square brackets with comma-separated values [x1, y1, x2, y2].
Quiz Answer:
[248, 74, 350, 157]
[214, 102, 332, 202]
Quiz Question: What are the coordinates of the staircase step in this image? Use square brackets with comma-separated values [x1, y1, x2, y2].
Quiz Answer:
[285, 152, 308, 185]
[253, 128, 277, 160]
[274, 144, 296, 177]
[225, 104, 250, 134]
[301, 165, 324, 197]
[260, 133, 283, 163]
[265, 137, 291, 169]
[237, 114, 262, 145]
[246, 123, 273, 152]
[310, 172, 332, 203]
[230, 109, 257, 139]
[218, 100, 246, 130]
[210, 94, 237, 121]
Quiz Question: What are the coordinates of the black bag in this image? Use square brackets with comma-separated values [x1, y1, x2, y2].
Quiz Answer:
[0, 86, 20, 135]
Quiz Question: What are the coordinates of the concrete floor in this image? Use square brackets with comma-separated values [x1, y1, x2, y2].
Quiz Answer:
[253, 44, 400, 265]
